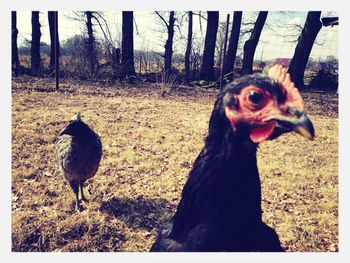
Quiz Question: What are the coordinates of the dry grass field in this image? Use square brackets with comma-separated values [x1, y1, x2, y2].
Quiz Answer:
[11, 76, 338, 252]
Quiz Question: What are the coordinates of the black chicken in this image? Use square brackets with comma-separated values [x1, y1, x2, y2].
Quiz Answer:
[57, 113, 102, 211]
[151, 65, 314, 252]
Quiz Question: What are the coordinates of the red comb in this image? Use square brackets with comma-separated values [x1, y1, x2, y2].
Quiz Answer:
[268, 64, 304, 111]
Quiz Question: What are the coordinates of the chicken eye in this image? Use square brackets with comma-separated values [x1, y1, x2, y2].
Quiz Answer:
[247, 90, 264, 106]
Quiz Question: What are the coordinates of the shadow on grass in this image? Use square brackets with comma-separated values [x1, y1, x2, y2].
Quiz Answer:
[100, 196, 176, 231]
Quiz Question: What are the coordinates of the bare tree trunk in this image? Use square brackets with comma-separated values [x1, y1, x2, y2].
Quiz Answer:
[185, 11, 193, 82]
[48, 11, 60, 75]
[12, 11, 20, 75]
[112, 47, 120, 72]
[200, 11, 219, 81]
[241, 11, 268, 75]
[164, 11, 175, 73]
[85, 11, 97, 77]
[216, 30, 224, 69]
[288, 11, 322, 88]
[139, 54, 142, 74]
[146, 56, 149, 74]
[122, 11, 135, 77]
[31, 11, 41, 76]
[224, 11, 242, 75]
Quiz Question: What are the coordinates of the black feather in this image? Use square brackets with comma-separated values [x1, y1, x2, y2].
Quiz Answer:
[151, 74, 285, 252]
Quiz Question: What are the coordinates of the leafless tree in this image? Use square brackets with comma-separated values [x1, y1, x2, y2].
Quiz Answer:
[12, 11, 20, 75]
[48, 11, 60, 73]
[190, 33, 204, 79]
[224, 11, 242, 75]
[200, 11, 219, 81]
[288, 11, 322, 88]
[184, 11, 193, 81]
[121, 11, 135, 77]
[241, 11, 268, 75]
[85, 11, 98, 77]
[48, 11, 60, 90]
[215, 21, 226, 69]
[155, 11, 175, 73]
[31, 11, 41, 76]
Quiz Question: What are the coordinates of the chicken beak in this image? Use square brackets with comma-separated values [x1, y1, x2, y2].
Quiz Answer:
[59, 129, 67, 136]
[59, 122, 71, 136]
[273, 109, 315, 140]
[59, 128, 67, 136]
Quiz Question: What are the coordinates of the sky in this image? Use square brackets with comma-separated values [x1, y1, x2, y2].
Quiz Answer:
[15, 11, 338, 62]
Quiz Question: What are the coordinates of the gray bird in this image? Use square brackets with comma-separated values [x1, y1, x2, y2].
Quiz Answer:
[57, 113, 102, 211]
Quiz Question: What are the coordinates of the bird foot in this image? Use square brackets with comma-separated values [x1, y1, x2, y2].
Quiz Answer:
[75, 200, 85, 212]
[81, 197, 89, 203]
[76, 205, 84, 212]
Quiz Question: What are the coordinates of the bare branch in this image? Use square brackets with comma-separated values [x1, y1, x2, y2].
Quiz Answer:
[240, 28, 254, 38]
[174, 24, 184, 39]
[133, 17, 140, 36]
[197, 11, 204, 35]
[65, 11, 85, 22]
[155, 11, 169, 28]
[93, 13, 113, 35]
[192, 11, 207, 21]
[179, 12, 187, 25]
[90, 12, 115, 48]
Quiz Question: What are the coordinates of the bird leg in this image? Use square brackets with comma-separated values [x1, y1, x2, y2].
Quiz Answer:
[69, 180, 83, 211]
[80, 181, 89, 203]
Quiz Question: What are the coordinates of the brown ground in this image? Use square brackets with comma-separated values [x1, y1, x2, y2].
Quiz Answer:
[11, 76, 338, 252]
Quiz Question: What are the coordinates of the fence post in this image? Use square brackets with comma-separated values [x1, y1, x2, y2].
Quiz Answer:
[55, 12, 59, 91]
[220, 14, 230, 91]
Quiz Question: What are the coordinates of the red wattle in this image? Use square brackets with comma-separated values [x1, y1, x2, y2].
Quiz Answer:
[250, 122, 276, 143]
